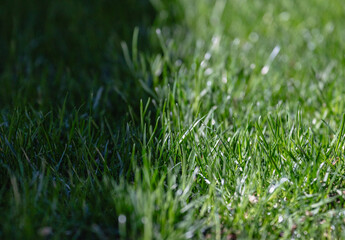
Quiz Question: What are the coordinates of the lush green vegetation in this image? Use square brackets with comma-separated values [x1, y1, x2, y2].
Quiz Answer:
[1, 0, 345, 239]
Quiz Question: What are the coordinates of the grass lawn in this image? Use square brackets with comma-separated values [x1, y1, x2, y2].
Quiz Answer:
[1, 0, 345, 239]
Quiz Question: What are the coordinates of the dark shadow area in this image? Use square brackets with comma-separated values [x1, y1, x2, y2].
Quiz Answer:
[0, 0, 156, 118]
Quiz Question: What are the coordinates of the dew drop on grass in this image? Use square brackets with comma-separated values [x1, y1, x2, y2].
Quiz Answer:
[325, 22, 334, 33]
[280, 177, 290, 184]
[279, 12, 290, 21]
[205, 68, 213, 76]
[38, 227, 52, 237]
[118, 214, 127, 224]
[222, 72, 227, 83]
[141, 217, 147, 224]
[278, 215, 283, 223]
[176, 189, 183, 196]
[243, 42, 252, 51]
[212, 35, 220, 48]
[308, 42, 316, 50]
[204, 52, 211, 60]
[201, 60, 207, 68]
[175, 59, 182, 67]
[269, 185, 276, 194]
[249, 195, 258, 204]
[261, 66, 270, 75]
[249, 32, 259, 42]
[185, 230, 194, 239]
[233, 38, 240, 46]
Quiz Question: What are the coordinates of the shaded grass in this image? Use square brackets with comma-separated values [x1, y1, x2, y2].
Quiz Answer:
[0, 0, 155, 117]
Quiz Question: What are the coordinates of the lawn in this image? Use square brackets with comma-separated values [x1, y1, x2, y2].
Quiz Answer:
[1, 0, 345, 239]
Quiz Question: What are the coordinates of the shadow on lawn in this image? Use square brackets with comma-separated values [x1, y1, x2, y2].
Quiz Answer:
[0, 0, 156, 119]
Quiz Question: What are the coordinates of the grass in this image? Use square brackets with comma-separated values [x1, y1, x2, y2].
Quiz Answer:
[1, 0, 345, 239]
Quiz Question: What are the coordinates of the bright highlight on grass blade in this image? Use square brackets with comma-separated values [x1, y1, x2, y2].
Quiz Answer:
[178, 117, 205, 144]
[261, 45, 281, 75]
[261, 65, 270, 75]
[269, 46, 281, 63]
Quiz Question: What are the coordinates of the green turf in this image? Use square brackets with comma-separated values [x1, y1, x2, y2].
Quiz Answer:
[1, 0, 345, 239]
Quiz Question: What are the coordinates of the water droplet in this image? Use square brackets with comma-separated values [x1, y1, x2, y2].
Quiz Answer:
[118, 214, 127, 224]
[233, 38, 240, 46]
[278, 215, 284, 223]
[249, 32, 259, 42]
[204, 52, 211, 60]
[205, 68, 213, 76]
[261, 66, 270, 75]
[269, 185, 276, 193]
[279, 12, 290, 21]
